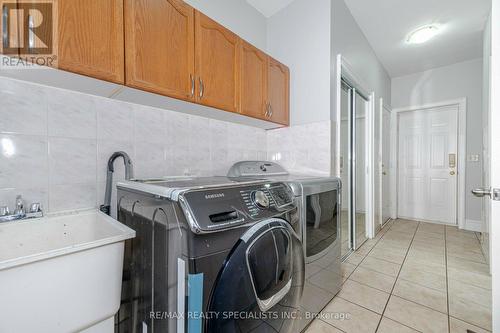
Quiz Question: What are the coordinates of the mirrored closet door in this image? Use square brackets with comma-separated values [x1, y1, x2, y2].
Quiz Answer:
[340, 79, 369, 260]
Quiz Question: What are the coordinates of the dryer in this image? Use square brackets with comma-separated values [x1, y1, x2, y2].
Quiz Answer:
[115, 176, 304, 333]
[228, 162, 342, 332]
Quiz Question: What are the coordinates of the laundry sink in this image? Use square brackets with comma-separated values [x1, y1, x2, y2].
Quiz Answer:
[0, 210, 135, 333]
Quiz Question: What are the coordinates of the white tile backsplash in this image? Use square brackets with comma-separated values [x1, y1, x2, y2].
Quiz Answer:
[267, 121, 332, 176]
[0, 77, 274, 214]
[0, 134, 49, 189]
[48, 137, 97, 185]
[47, 89, 96, 139]
[0, 76, 332, 214]
[96, 98, 134, 142]
[0, 79, 48, 136]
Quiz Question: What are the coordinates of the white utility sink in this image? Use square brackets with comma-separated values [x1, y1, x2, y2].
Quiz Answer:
[0, 210, 135, 333]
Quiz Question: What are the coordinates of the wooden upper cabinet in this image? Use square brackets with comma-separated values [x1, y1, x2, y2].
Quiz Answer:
[57, 0, 125, 83]
[125, 0, 195, 100]
[268, 57, 290, 126]
[239, 41, 268, 120]
[195, 11, 240, 113]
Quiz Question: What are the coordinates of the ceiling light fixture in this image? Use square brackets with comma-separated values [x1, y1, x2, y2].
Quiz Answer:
[406, 25, 440, 44]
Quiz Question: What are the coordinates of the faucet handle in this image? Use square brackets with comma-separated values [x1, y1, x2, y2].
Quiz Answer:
[30, 202, 41, 213]
[14, 195, 25, 215]
[0, 206, 9, 216]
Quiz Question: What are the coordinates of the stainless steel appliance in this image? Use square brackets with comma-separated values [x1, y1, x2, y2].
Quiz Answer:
[115, 176, 305, 333]
[228, 161, 342, 332]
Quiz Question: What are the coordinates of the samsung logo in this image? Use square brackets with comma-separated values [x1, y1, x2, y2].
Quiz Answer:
[205, 193, 225, 200]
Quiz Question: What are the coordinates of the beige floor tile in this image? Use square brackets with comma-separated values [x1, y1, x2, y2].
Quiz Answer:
[412, 236, 445, 247]
[447, 256, 489, 274]
[416, 224, 446, 233]
[449, 295, 492, 331]
[398, 265, 447, 291]
[384, 296, 448, 333]
[376, 317, 420, 333]
[392, 279, 447, 313]
[447, 250, 487, 264]
[373, 241, 409, 254]
[305, 319, 343, 333]
[449, 317, 491, 333]
[360, 257, 401, 277]
[410, 242, 445, 254]
[338, 280, 390, 314]
[321, 297, 381, 333]
[405, 250, 446, 267]
[346, 252, 366, 265]
[376, 239, 411, 251]
[447, 267, 491, 290]
[403, 259, 447, 276]
[447, 242, 483, 254]
[448, 278, 491, 308]
[446, 235, 481, 248]
[415, 233, 445, 242]
[342, 262, 357, 282]
[349, 266, 397, 293]
[404, 255, 446, 272]
[368, 248, 406, 265]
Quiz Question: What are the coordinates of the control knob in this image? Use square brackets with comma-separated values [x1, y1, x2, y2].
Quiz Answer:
[251, 190, 270, 209]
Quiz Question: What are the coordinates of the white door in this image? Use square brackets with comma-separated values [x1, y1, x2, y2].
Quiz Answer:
[381, 106, 391, 224]
[398, 105, 458, 224]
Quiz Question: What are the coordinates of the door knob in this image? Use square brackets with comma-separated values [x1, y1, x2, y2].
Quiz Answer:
[382, 171, 387, 176]
[450, 171, 455, 175]
[472, 187, 492, 197]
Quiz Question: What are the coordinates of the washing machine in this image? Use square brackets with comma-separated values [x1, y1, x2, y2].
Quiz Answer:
[115, 176, 305, 333]
[228, 162, 342, 332]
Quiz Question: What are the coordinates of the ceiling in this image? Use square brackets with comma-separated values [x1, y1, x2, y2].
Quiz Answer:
[344, 0, 491, 77]
[246, 0, 295, 17]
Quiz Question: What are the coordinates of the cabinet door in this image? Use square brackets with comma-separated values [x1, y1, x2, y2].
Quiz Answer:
[125, 0, 195, 100]
[58, 0, 124, 83]
[195, 11, 240, 113]
[239, 41, 268, 120]
[268, 57, 290, 126]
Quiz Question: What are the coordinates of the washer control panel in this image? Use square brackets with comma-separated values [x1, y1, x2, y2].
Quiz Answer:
[181, 182, 295, 233]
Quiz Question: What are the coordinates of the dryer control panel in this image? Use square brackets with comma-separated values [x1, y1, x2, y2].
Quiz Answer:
[180, 182, 295, 234]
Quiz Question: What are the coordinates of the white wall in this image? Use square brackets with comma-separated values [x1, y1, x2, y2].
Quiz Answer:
[185, 0, 267, 51]
[391, 58, 484, 223]
[266, 0, 332, 125]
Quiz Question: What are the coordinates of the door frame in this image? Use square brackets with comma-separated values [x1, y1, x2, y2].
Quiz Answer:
[379, 98, 393, 227]
[335, 54, 375, 239]
[391, 98, 467, 228]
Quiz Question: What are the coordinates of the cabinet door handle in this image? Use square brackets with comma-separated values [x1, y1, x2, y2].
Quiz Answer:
[264, 102, 270, 117]
[2, 5, 8, 49]
[199, 78, 204, 99]
[269, 104, 273, 118]
[190, 74, 195, 97]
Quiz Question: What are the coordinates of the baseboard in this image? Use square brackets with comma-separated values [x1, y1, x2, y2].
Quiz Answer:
[464, 219, 483, 232]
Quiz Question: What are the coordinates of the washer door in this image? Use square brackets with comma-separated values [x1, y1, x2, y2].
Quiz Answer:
[206, 219, 304, 333]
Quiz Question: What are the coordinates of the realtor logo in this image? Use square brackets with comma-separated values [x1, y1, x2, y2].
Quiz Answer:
[2, 1, 57, 67]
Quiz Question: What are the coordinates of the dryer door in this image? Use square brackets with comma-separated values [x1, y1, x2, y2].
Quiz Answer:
[206, 219, 304, 333]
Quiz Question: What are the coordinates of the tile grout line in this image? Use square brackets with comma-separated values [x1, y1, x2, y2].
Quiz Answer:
[374, 220, 420, 333]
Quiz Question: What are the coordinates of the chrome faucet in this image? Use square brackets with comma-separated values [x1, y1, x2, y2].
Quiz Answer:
[0, 194, 43, 223]
[100, 151, 134, 216]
